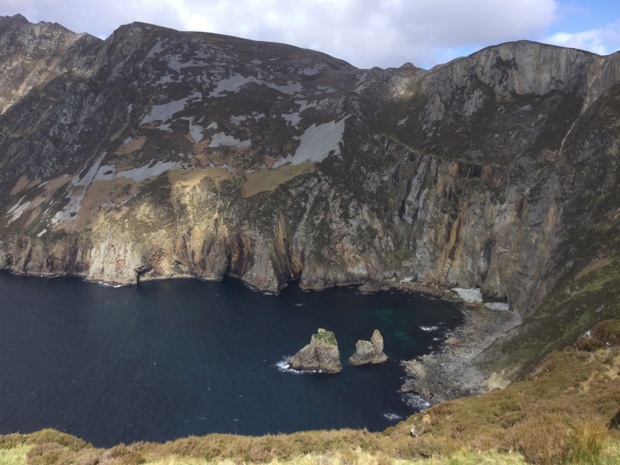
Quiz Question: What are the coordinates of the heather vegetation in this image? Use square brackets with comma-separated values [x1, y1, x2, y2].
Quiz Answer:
[2, 324, 618, 465]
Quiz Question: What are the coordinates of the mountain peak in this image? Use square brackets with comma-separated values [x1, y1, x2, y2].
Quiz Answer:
[4, 13, 29, 23]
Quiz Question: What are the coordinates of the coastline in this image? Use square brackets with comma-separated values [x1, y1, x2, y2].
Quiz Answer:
[1, 268, 522, 403]
[400, 299, 522, 404]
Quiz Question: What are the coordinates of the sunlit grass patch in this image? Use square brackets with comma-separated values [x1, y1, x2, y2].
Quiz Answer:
[242, 163, 315, 196]
[0, 445, 31, 465]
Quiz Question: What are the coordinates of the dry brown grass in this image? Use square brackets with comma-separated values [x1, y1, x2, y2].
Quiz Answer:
[242, 163, 315, 196]
[168, 168, 233, 189]
[510, 414, 607, 465]
[114, 136, 147, 156]
[402, 346, 620, 463]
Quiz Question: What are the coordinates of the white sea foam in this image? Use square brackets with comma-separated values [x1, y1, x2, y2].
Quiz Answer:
[96, 281, 123, 288]
[383, 413, 403, 421]
[275, 357, 302, 374]
[275, 357, 318, 375]
[404, 394, 430, 411]
[419, 326, 438, 332]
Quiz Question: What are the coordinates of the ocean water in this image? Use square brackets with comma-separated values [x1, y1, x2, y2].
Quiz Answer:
[0, 272, 462, 446]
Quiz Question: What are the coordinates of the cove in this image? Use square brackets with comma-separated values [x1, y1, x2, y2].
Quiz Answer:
[0, 272, 462, 447]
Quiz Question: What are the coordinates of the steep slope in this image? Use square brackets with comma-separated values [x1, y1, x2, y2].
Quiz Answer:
[480, 77, 620, 375]
[0, 16, 618, 377]
[0, 14, 100, 114]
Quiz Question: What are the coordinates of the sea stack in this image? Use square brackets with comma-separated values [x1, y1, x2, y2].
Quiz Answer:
[288, 328, 342, 374]
[349, 329, 388, 366]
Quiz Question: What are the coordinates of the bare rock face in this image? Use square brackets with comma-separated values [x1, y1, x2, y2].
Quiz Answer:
[349, 329, 388, 366]
[289, 328, 342, 374]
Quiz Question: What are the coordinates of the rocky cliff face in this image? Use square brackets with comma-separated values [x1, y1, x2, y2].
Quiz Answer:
[0, 15, 618, 338]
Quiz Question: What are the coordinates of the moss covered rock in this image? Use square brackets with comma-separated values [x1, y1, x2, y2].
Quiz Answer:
[289, 328, 342, 374]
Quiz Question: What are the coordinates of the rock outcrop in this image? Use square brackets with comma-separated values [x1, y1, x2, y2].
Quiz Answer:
[288, 329, 342, 374]
[349, 330, 388, 366]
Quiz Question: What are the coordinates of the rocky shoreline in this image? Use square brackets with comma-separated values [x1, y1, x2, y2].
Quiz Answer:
[284, 277, 525, 406]
[401, 300, 522, 405]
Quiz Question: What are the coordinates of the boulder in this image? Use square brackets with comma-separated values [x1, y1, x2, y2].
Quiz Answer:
[349, 329, 388, 366]
[288, 328, 342, 374]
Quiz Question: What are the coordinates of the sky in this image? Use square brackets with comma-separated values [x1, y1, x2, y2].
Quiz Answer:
[1, 0, 619, 69]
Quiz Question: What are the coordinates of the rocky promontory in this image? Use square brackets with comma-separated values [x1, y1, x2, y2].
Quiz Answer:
[349, 329, 388, 366]
[288, 328, 342, 374]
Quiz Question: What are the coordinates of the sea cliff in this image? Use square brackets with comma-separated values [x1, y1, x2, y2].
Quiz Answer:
[0, 13, 618, 382]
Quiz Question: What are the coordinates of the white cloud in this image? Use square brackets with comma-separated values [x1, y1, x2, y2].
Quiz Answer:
[2, 0, 560, 68]
[172, 0, 559, 68]
[545, 21, 620, 55]
[546, 30, 606, 54]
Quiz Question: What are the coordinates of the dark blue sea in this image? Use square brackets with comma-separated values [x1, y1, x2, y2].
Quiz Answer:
[0, 272, 462, 447]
